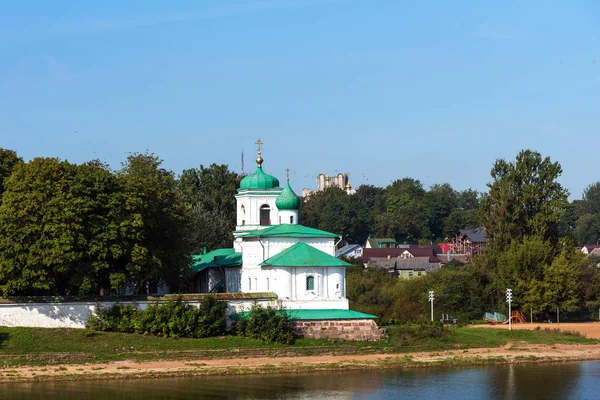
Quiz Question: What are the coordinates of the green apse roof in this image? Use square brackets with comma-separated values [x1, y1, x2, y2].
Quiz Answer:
[191, 248, 242, 273]
[275, 180, 301, 211]
[260, 242, 352, 268]
[240, 224, 339, 239]
[239, 166, 280, 191]
[232, 309, 377, 320]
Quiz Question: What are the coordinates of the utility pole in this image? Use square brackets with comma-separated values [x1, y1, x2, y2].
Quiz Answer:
[506, 288, 513, 331]
[429, 290, 435, 322]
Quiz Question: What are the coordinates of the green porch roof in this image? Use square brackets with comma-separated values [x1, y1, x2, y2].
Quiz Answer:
[191, 248, 242, 273]
[240, 224, 339, 239]
[232, 309, 377, 320]
[260, 242, 351, 268]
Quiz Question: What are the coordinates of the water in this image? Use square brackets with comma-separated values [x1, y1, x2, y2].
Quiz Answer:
[2, 361, 600, 399]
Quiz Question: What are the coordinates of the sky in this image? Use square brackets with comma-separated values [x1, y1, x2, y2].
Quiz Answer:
[1, 1, 599, 198]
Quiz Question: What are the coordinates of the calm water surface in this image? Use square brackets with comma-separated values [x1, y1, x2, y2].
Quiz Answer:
[3, 361, 600, 399]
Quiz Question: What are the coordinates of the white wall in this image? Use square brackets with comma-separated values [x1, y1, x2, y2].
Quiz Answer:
[0, 299, 277, 329]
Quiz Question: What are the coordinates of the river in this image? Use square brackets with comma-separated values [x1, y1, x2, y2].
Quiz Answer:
[2, 361, 600, 399]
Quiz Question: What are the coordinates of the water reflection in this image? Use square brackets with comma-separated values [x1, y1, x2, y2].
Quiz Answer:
[3, 362, 600, 400]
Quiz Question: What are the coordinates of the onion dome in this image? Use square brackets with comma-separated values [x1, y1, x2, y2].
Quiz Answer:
[276, 180, 301, 210]
[239, 141, 280, 190]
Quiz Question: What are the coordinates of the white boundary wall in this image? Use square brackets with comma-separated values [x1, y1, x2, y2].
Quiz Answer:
[0, 299, 277, 329]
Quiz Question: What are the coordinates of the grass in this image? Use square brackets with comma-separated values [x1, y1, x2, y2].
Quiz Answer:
[0, 325, 595, 368]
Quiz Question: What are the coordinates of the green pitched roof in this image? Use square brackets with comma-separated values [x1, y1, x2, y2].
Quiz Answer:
[275, 180, 301, 211]
[191, 248, 242, 273]
[239, 166, 280, 191]
[260, 242, 351, 268]
[240, 224, 339, 239]
[232, 309, 377, 320]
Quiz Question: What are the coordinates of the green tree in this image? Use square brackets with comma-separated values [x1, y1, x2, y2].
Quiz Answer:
[424, 183, 458, 240]
[118, 153, 192, 294]
[582, 182, 600, 215]
[0, 148, 22, 198]
[481, 149, 569, 254]
[0, 158, 123, 295]
[574, 214, 600, 246]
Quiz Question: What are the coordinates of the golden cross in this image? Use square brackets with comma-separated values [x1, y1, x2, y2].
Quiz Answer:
[286, 168, 290, 181]
[255, 139, 263, 154]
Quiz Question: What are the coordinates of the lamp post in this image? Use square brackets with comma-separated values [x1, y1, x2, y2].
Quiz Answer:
[429, 290, 435, 322]
[506, 288, 513, 331]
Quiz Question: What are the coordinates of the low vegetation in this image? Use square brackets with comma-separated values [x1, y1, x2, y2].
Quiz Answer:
[0, 324, 594, 368]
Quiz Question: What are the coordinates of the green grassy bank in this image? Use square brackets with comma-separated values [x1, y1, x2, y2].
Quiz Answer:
[0, 325, 595, 367]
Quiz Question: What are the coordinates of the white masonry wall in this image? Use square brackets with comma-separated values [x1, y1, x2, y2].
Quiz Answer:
[0, 298, 277, 329]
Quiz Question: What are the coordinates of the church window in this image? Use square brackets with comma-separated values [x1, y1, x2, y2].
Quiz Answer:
[306, 275, 315, 291]
[279, 216, 281, 224]
[248, 278, 252, 290]
[260, 205, 271, 225]
[290, 215, 294, 224]
[255, 278, 258, 290]
[266, 278, 270, 291]
[336, 283, 339, 289]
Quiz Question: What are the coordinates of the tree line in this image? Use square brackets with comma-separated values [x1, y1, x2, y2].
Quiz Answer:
[2, 146, 600, 315]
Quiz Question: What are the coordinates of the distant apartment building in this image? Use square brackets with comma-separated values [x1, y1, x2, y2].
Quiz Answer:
[302, 173, 355, 197]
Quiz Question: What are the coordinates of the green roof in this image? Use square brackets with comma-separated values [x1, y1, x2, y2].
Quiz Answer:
[275, 180, 301, 211]
[232, 309, 377, 320]
[191, 248, 242, 273]
[240, 224, 339, 239]
[260, 242, 351, 268]
[239, 166, 280, 191]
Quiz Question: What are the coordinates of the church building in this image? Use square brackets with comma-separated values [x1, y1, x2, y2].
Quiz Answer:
[191, 141, 383, 339]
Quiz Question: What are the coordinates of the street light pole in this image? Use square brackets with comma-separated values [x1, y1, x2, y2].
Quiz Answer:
[506, 288, 513, 331]
[429, 290, 435, 322]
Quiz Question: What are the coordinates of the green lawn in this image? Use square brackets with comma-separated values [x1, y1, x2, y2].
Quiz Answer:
[0, 325, 595, 367]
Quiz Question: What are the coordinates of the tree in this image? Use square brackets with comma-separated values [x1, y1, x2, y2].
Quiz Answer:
[0, 148, 22, 198]
[574, 214, 600, 246]
[481, 150, 569, 254]
[0, 158, 123, 295]
[582, 182, 600, 215]
[424, 183, 458, 240]
[118, 153, 192, 294]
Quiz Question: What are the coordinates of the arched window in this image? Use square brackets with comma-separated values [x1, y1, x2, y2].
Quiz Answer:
[306, 275, 315, 291]
[290, 215, 294, 224]
[248, 277, 252, 291]
[260, 204, 271, 225]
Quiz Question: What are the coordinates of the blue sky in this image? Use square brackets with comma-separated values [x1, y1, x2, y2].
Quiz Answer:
[1, 1, 599, 198]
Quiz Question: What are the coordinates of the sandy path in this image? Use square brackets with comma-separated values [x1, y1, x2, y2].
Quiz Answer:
[4, 342, 600, 383]
[472, 322, 600, 339]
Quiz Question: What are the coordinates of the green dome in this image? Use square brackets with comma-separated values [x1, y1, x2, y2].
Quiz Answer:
[239, 166, 280, 190]
[276, 181, 301, 210]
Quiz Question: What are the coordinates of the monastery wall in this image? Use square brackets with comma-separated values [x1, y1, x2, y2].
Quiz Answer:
[295, 319, 385, 341]
[0, 298, 276, 329]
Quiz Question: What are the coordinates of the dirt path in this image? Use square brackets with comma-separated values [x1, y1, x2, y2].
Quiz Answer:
[4, 342, 600, 383]
[472, 322, 600, 339]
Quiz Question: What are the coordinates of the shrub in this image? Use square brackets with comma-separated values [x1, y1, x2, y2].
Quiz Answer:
[394, 322, 450, 346]
[88, 296, 227, 338]
[235, 303, 295, 344]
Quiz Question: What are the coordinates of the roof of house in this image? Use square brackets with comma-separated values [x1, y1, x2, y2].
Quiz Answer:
[260, 242, 351, 268]
[367, 238, 397, 248]
[590, 248, 600, 256]
[362, 248, 404, 262]
[191, 248, 242, 273]
[582, 245, 600, 252]
[458, 228, 487, 243]
[240, 224, 339, 239]
[368, 256, 440, 272]
[232, 309, 377, 320]
[335, 244, 362, 258]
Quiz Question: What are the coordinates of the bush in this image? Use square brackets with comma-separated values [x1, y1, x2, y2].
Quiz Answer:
[88, 296, 227, 338]
[235, 303, 295, 344]
[394, 322, 450, 346]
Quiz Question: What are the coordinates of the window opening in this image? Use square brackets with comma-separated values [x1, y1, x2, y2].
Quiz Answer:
[306, 275, 315, 291]
[260, 205, 271, 225]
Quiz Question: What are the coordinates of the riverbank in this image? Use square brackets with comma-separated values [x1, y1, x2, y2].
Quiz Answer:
[3, 342, 600, 383]
[1, 325, 599, 383]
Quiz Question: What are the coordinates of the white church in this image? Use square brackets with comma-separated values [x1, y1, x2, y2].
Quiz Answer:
[191, 140, 373, 320]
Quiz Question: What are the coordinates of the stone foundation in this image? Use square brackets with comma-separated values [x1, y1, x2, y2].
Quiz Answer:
[294, 319, 385, 341]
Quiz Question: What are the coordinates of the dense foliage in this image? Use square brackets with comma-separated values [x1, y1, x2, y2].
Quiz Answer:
[234, 303, 295, 344]
[88, 297, 227, 338]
